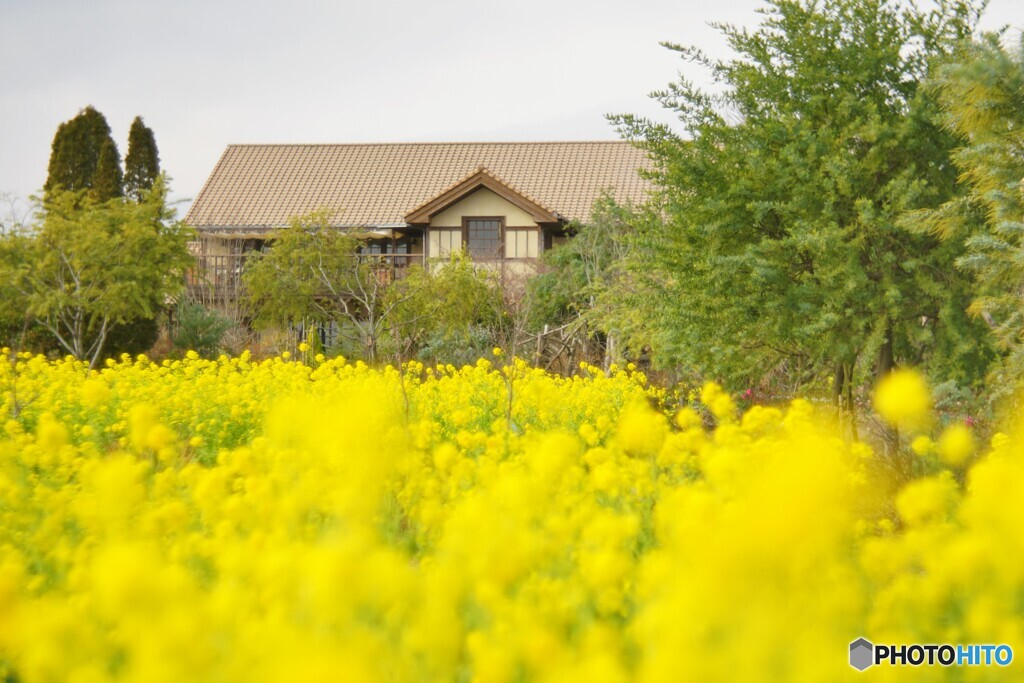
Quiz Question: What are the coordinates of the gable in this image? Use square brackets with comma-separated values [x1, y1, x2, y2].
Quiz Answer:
[406, 165, 560, 225]
[429, 187, 539, 227]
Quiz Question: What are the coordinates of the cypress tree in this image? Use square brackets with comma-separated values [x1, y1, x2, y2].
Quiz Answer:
[123, 116, 160, 202]
[45, 106, 121, 197]
[91, 137, 124, 201]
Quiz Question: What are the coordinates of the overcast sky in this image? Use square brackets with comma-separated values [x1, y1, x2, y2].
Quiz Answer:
[1, 0, 1019, 214]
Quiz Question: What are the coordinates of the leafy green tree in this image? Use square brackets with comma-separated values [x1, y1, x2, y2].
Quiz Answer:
[911, 33, 1024, 399]
[389, 252, 503, 366]
[0, 197, 63, 354]
[243, 212, 422, 363]
[613, 0, 991, 405]
[0, 177, 193, 367]
[528, 194, 655, 370]
[124, 116, 160, 202]
[0, 232, 40, 351]
[44, 106, 122, 199]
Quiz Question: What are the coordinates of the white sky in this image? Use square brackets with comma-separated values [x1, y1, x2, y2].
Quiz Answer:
[0, 0, 1020, 214]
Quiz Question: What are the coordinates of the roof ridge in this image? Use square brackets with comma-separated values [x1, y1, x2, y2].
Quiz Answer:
[224, 140, 633, 148]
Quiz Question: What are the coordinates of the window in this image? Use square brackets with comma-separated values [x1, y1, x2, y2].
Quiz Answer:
[433, 229, 462, 256]
[505, 228, 538, 258]
[464, 217, 502, 259]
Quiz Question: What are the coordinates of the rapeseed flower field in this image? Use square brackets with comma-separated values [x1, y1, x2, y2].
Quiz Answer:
[0, 352, 1019, 681]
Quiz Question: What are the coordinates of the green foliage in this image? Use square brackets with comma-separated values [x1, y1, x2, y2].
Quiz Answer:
[173, 301, 231, 358]
[243, 212, 408, 363]
[390, 252, 503, 365]
[124, 116, 160, 202]
[910, 34, 1024, 402]
[103, 316, 160, 358]
[0, 177, 194, 367]
[418, 324, 494, 368]
[244, 226, 508, 365]
[0, 234, 55, 354]
[0, 231, 29, 335]
[612, 0, 991, 396]
[528, 199, 622, 328]
[243, 211, 362, 328]
[91, 137, 124, 201]
[44, 106, 121, 199]
[527, 194, 657, 364]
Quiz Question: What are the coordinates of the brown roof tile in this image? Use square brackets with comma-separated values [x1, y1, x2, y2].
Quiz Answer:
[186, 141, 650, 229]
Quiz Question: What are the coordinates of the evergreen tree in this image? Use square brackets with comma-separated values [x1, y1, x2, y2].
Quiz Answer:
[44, 106, 121, 197]
[124, 116, 160, 202]
[92, 137, 124, 201]
[613, 0, 992, 404]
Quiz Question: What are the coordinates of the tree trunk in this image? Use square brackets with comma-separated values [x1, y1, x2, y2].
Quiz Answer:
[833, 362, 845, 410]
[603, 334, 616, 375]
[877, 322, 894, 381]
[876, 321, 902, 468]
[536, 324, 548, 367]
[834, 360, 858, 442]
[845, 362, 857, 442]
[367, 333, 377, 364]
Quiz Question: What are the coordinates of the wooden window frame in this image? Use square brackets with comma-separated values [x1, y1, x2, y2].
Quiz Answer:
[462, 216, 505, 260]
[504, 226, 540, 259]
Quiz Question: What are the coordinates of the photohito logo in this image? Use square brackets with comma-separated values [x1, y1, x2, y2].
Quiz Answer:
[849, 638, 874, 671]
[849, 638, 1013, 671]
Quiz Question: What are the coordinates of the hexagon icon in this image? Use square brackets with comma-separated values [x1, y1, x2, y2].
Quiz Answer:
[850, 638, 874, 671]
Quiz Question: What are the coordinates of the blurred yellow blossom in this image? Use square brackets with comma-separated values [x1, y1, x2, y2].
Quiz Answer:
[699, 382, 735, 422]
[937, 423, 975, 468]
[874, 369, 931, 431]
[0, 352, 1019, 682]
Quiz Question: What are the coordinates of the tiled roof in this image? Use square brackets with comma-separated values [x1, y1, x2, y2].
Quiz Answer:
[185, 142, 651, 229]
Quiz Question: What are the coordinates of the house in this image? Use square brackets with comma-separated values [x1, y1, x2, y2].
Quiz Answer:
[184, 141, 650, 309]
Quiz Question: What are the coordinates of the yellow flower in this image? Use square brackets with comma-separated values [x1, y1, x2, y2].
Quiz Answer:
[874, 369, 931, 431]
[937, 423, 974, 468]
[700, 382, 735, 422]
[675, 407, 702, 430]
[615, 400, 667, 457]
[910, 435, 933, 456]
[80, 379, 110, 407]
[896, 471, 958, 526]
[3, 348, 1024, 681]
